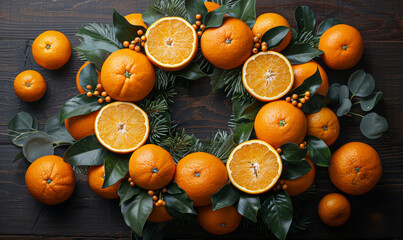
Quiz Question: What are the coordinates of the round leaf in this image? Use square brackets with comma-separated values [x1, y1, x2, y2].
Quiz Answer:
[8, 112, 39, 146]
[337, 98, 352, 116]
[360, 91, 383, 112]
[45, 114, 74, 142]
[360, 113, 388, 139]
[327, 83, 340, 106]
[348, 70, 375, 97]
[338, 85, 350, 103]
[22, 133, 54, 163]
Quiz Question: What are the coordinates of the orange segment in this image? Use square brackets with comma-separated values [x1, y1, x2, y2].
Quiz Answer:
[227, 140, 282, 194]
[242, 51, 294, 102]
[145, 17, 197, 71]
[95, 102, 149, 154]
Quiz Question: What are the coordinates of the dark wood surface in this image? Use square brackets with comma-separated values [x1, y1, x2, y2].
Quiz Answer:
[0, 0, 402, 239]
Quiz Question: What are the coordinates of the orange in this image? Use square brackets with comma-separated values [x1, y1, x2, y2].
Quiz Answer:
[254, 100, 307, 149]
[306, 107, 340, 146]
[291, 60, 329, 96]
[147, 206, 173, 222]
[13, 70, 47, 102]
[204, 2, 221, 12]
[88, 165, 121, 199]
[197, 205, 242, 235]
[318, 193, 351, 227]
[95, 102, 149, 154]
[252, 13, 291, 52]
[129, 144, 175, 190]
[174, 152, 228, 206]
[101, 49, 155, 102]
[242, 51, 294, 101]
[125, 13, 147, 28]
[227, 140, 282, 194]
[25, 155, 75, 205]
[32, 30, 71, 70]
[145, 17, 197, 71]
[76, 62, 102, 94]
[65, 110, 99, 141]
[318, 24, 364, 70]
[283, 157, 315, 196]
[201, 17, 254, 69]
[329, 142, 382, 195]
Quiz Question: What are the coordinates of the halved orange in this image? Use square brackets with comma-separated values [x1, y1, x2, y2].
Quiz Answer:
[227, 140, 282, 194]
[144, 17, 197, 71]
[95, 102, 149, 154]
[242, 51, 294, 102]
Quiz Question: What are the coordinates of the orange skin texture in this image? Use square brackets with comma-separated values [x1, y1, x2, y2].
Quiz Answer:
[129, 144, 175, 190]
[319, 24, 364, 70]
[329, 142, 382, 195]
[252, 13, 292, 52]
[197, 205, 242, 235]
[306, 107, 340, 146]
[283, 157, 315, 196]
[174, 152, 228, 206]
[14, 70, 47, 102]
[76, 62, 102, 94]
[318, 193, 351, 227]
[65, 110, 99, 141]
[25, 155, 75, 205]
[101, 49, 155, 102]
[254, 100, 307, 149]
[125, 13, 147, 28]
[88, 165, 121, 199]
[147, 206, 173, 222]
[292, 60, 329, 96]
[32, 30, 71, 70]
[201, 17, 254, 69]
[204, 2, 221, 12]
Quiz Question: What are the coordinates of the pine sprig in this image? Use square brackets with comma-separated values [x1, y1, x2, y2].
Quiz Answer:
[73, 166, 88, 175]
[193, 47, 214, 74]
[149, 115, 172, 144]
[288, 215, 311, 236]
[222, 67, 253, 101]
[292, 184, 317, 201]
[155, 68, 176, 90]
[159, 130, 200, 163]
[291, 28, 320, 48]
[150, 0, 188, 19]
[200, 130, 235, 162]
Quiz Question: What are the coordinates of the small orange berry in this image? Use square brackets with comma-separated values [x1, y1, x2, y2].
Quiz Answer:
[93, 91, 99, 96]
[279, 180, 284, 185]
[303, 141, 307, 146]
[253, 36, 259, 42]
[282, 184, 288, 190]
[197, 31, 203, 37]
[300, 98, 306, 103]
[98, 98, 104, 104]
[137, 29, 143, 35]
[135, 37, 141, 43]
[261, 46, 268, 51]
[86, 85, 92, 90]
[86, 92, 93, 97]
[305, 96, 310, 101]
[155, 202, 160, 207]
[127, 178, 132, 182]
[252, 48, 258, 54]
[254, 43, 261, 48]
[299, 143, 305, 148]
[305, 91, 311, 97]
[276, 148, 282, 153]
[292, 100, 297, 106]
[192, 24, 198, 30]
[261, 41, 267, 47]
[292, 94, 298, 100]
[141, 35, 146, 41]
[297, 102, 303, 108]
[285, 97, 291, 102]
[200, 24, 205, 30]
[130, 182, 135, 187]
[157, 199, 163, 205]
[148, 190, 154, 196]
[162, 188, 167, 193]
[153, 201, 156, 206]
[96, 83, 102, 90]
[257, 33, 262, 39]
[141, 42, 145, 47]
[276, 184, 282, 190]
[123, 41, 129, 47]
[162, 201, 166, 206]
[196, 21, 201, 26]
[129, 44, 135, 50]
[196, 14, 202, 20]
[152, 195, 158, 201]
[101, 91, 107, 97]
[135, 46, 141, 52]
[105, 96, 111, 102]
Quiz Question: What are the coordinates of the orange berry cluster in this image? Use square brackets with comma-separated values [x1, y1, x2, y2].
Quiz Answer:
[86, 83, 111, 103]
[123, 29, 147, 52]
[285, 91, 311, 108]
[148, 189, 167, 207]
[273, 180, 288, 191]
[192, 14, 205, 37]
[252, 33, 269, 54]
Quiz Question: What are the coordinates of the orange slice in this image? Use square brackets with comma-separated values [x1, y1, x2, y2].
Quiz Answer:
[242, 51, 294, 102]
[145, 17, 198, 71]
[227, 140, 282, 194]
[95, 102, 149, 154]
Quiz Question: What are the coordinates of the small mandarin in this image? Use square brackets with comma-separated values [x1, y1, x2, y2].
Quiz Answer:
[318, 193, 351, 226]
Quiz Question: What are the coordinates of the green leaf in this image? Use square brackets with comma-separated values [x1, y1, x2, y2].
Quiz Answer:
[306, 135, 331, 167]
[121, 190, 153, 236]
[336, 98, 352, 117]
[261, 26, 290, 49]
[327, 83, 340, 106]
[233, 122, 254, 144]
[212, 182, 240, 210]
[317, 18, 342, 35]
[204, 5, 230, 28]
[59, 94, 105, 123]
[348, 69, 375, 98]
[360, 91, 383, 112]
[233, 99, 263, 122]
[172, 62, 207, 80]
[301, 94, 329, 114]
[8, 112, 38, 147]
[103, 153, 130, 188]
[132, 221, 169, 240]
[166, 181, 182, 195]
[22, 132, 54, 163]
[226, 0, 256, 28]
[289, 68, 322, 95]
[282, 43, 323, 64]
[295, 6, 316, 33]
[281, 158, 312, 180]
[45, 114, 74, 142]
[338, 85, 350, 103]
[142, 4, 165, 27]
[360, 113, 388, 139]
[63, 135, 109, 166]
[236, 193, 261, 222]
[113, 9, 147, 43]
[164, 190, 196, 215]
[280, 143, 307, 163]
[209, 67, 226, 92]
[118, 181, 141, 205]
[78, 62, 99, 93]
[13, 150, 25, 162]
[185, 0, 207, 24]
[261, 191, 293, 240]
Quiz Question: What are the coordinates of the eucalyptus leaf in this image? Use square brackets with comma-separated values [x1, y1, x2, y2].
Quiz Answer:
[113, 9, 147, 43]
[164, 191, 196, 215]
[121, 190, 153, 236]
[306, 135, 331, 167]
[165, 181, 182, 195]
[185, 0, 207, 24]
[295, 6, 316, 33]
[172, 62, 207, 80]
[360, 113, 388, 139]
[282, 43, 323, 64]
[22, 132, 54, 163]
[360, 91, 383, 112]
[204, 5, 230, 28]
[118, 181, 141, 205]
[233, 122, 254, 144]
[8, 112, 38, 147]
[63, 135, 110, 166]
[78, 62, 99, 93]
[59, 94, 105, 123]
[236, 193, 261, 222]
[317, 18, 342, 35]
[45, 115, 74, 142]
[281, 158, 312, 180]
[142, 4, 165, 27]
[226, 0, 256, 28]
[289, 68, 322, 95]
[280, 143, 307, 162]
[336, 98, 352, 116]
[348, 69, 375, 98]
[301, 94, 329, 114]
[103, 153, 130, 188]
[339, 85, 350, 103]
[212, 182, 240, 210]
[327, 83, 341, 106]
[261, 26, 290, 49]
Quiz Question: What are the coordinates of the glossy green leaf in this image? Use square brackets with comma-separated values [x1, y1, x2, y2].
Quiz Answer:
[295, 6, 316, 33]
[289, 68, 322, 95]
[63, 135, 109, 166]
[336, 98, 352, 116]
[204, 5, 230, 28]
[185, 0, 207, 24]
[118, 181, 141, 205]
[327, 83, 341, 106]
[113, 9, 147, 43]
[209, 67, 226, 92]
[59, 94, 105, 123]
[317, 18, 343, 35]
[132, 221, 169, 240]
[142, 4, 165, 27]
[8, 112, 38, 147]
[301, 94, 329, 114]
[172, 62, 207, 80]
[280, 143, 307, 162]
[233, 99, 263, 122]
[360, 91, 383, 112]
[360, 113, 388, 139]
[22, 132, 54, 163]
[261, 26, 290, 49]
[45, 114, 74, 142]
[348, 70, 375, 98]
[282, 43, 323, 64]
[212, 182, 240, 210]
[121, 190, 153, 236]
[233, 122, 254, 144]
[281, 158, 312, 180]
[261, 191, 293, 240]
[166, 181, 182, 195]
[236, 193, 261, 222]
[306, 135, 331, 167]
[103, 153, 130, 188]
[78, 62, 99, 93]
[226, 0, 256, 28]
[77, 49, 113, 71]
[164, 191, 196, 215]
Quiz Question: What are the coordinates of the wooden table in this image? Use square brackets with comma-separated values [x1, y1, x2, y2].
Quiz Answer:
[0, 0, 402, 239]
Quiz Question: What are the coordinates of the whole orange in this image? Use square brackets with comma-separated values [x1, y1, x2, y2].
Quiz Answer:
[125, 13, 147, 28]
[283, 157, 315, 196]
[32, 30, 71, 70]
[101, 49, 155, 102]
[197, 205, 242, 235]
[291, 60, 329, 96]
[204, 1, 221, 12]
[329, 142, 382, 195]
[148, 206, 173, 222]
[88, 165, 121, 199]
[25, 155, 75, 205]
[13, 70, 47, 102]
[76, 62, 102, 94]
[318, 24, 364, 70]
[65, 110, 99, 141]
[318, 193, 351, 227]
[306, 107, 340, 146]
[254, 100, 307, 149]
[201, 17, 254, 69]
[174, 152, 228, 206]
[129, 144, 175, 190]
[252, 13, 291, 52]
